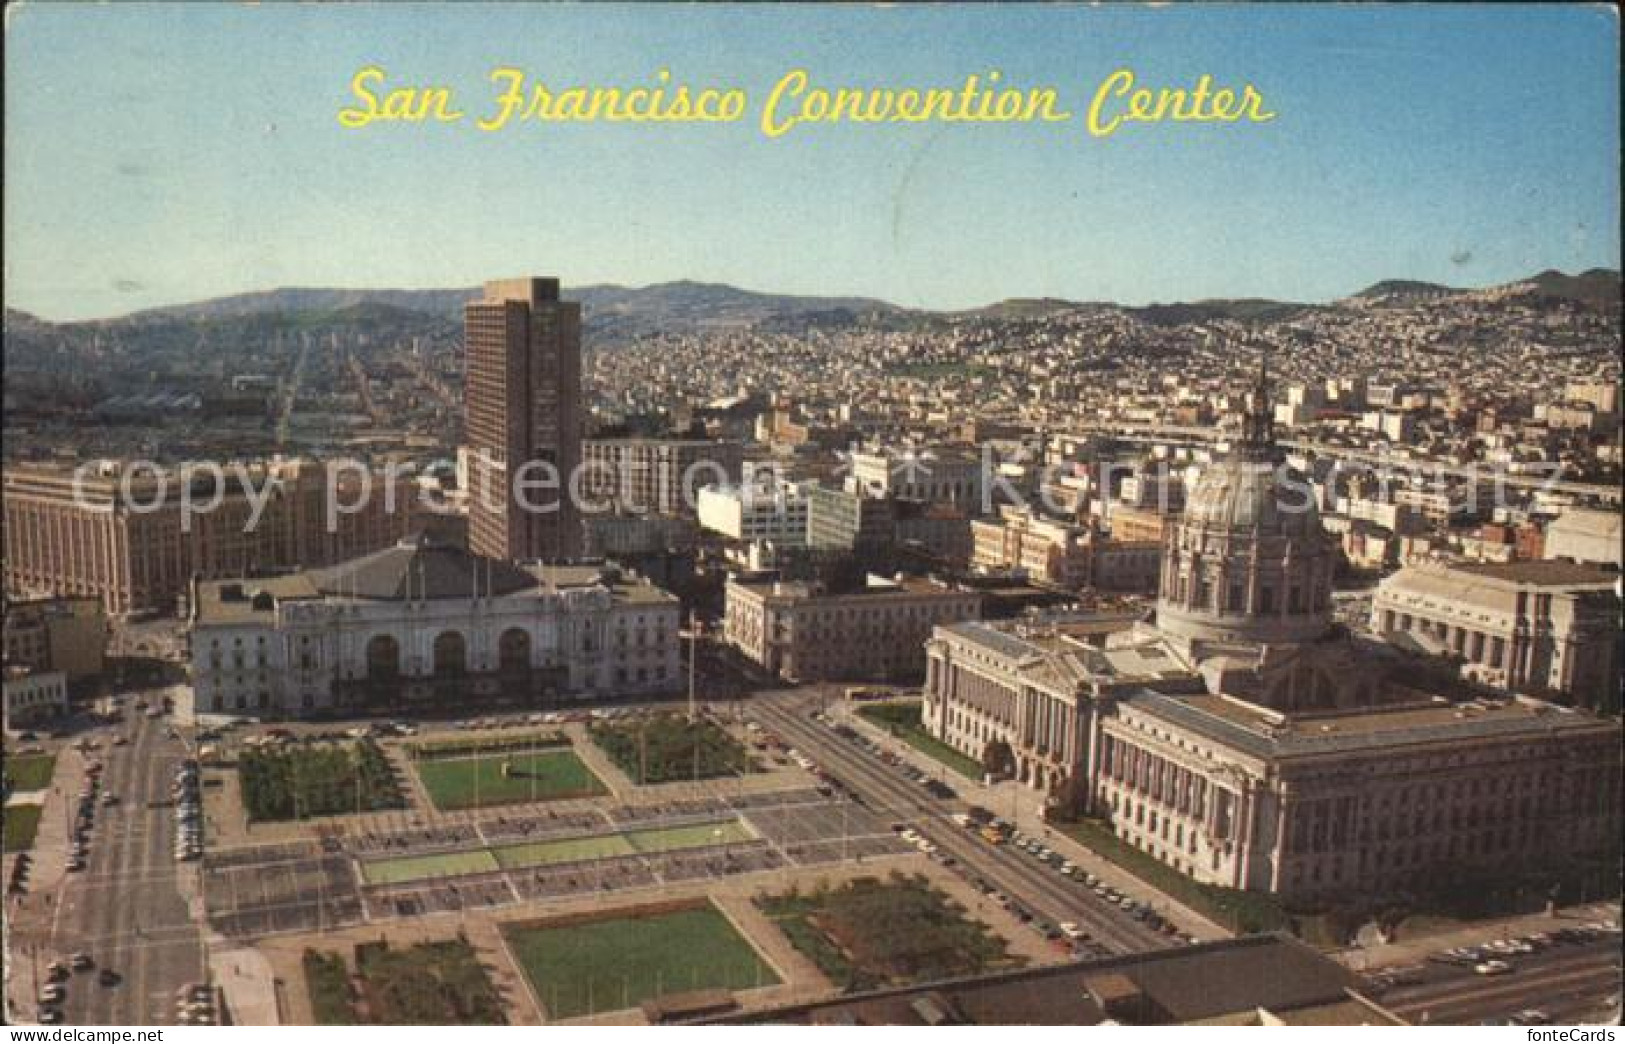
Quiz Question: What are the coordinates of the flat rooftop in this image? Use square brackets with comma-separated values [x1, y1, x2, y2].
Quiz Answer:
[704, 934, 1386, 1026]
[1125, 690, 1617, 760]
[1444, 560, 1618, 587]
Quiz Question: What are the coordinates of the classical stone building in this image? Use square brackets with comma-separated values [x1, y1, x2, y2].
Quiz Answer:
[849, 446, 985, 512]
[188, 534, 680, 717]
[1542, 507, 1622, 569]
[724, 574, 980, 683]
[923, 365, 1622, 900]
[1371, 559, 1620, 709]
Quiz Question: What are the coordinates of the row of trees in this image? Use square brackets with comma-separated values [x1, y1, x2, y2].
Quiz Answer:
[240, 740, 405, 822]
[589, 713, 753, 784]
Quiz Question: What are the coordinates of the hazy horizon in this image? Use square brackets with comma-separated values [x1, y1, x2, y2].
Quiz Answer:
[8, 263, 1623, 326]
[6, 3, 1619, 321]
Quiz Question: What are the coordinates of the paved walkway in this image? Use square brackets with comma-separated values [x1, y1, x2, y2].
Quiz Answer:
[212, 946, 278, 1025]
[1332, 901, 1622, 971]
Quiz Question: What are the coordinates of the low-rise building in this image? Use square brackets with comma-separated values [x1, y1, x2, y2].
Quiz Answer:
[1371, 559, 1620, 708]
[696, 481, 810, 547]
[724, 574, 980, 682]
[710, 934, 1400, 1026]
[849, 447, 985, 512]
[972, 507, 1161, 593]
[580, 436, 744, 516]
[582, 513, 698, 557]
[3, 667, 68, 729]
[1543, 507, 1623, 568]
[2, 595, 106, 681]
[3, 459, 416, 616]
[188, 534, 681, 717]
[1097, 687, 1619, 898]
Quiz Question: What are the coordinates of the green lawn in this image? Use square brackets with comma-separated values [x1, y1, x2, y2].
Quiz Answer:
[4, 754, 57, 792]
[2, 803, 44, 854]
[493, 818, 753, 870]
[858, 703, 985, 780]
[502, 903, 778, 1019]
[589, 714, 754, 784]
[491, 833, 635, 870]
[414, 750, 607, 811]
[360, 848, 501, 886]
[1056, 817, 1290, 934]
[624, 819, 753, 853]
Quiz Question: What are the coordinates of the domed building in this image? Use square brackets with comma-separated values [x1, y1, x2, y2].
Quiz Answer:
[1155, 364, 1337, 653]
[922, 362, 1620, 901]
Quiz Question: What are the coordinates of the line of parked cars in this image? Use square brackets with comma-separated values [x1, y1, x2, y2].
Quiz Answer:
[175, 982, 217, 1025]
[1429, 921, 1620, 979]
[174, 759, 202, 862]
[66, 759, 105, 874]
[814, 709, 958, 800]
[1000, 828, 1192, 943]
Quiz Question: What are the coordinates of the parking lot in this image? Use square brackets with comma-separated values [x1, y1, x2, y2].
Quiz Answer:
[206, 850, 363, 938]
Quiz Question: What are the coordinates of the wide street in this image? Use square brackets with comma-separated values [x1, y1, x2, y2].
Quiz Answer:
[1380, 940, 1621, 1025]
[31, 705, 206, 1025]
[749, 690, 1173, 955]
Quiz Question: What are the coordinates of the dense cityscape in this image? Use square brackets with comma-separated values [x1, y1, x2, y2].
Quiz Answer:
[5, 2, 1621, 1034]
[2, 265, 1620, 1028]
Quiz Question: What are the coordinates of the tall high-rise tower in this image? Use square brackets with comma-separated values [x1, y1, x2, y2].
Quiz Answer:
[464, 277, 582, 561]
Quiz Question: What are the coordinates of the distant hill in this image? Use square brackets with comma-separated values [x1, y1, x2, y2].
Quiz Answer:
[1518, 268, 1621, 311]
[121, 286, 482, 322]
[963, 298, 1085, 320]
[1127, 298, 1313, 327]
[6, 268, 1614, 374]
[1350, 279, 1459, 301]
[111, 279, 904, 343]
[1346, 269, 1621, 313]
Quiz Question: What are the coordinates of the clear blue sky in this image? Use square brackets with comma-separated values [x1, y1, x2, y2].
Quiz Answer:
[5, 2, 1619, 320]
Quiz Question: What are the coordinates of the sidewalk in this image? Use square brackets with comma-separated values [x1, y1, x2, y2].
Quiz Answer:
[1331, 901, 1622, 971]
[212, 946, 279, 1025]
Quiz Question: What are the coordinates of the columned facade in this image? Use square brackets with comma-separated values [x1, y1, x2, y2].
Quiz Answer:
[190, 539, 680, 717]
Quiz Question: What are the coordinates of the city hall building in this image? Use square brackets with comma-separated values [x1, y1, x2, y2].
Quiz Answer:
[923, 369, 1621, 900]
[188, 534, 680, 717]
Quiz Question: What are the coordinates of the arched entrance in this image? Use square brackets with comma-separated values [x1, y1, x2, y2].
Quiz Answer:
[432, 631, 467, 676]
[498, 628, 531, 673]
[365, 635, 401, 680]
